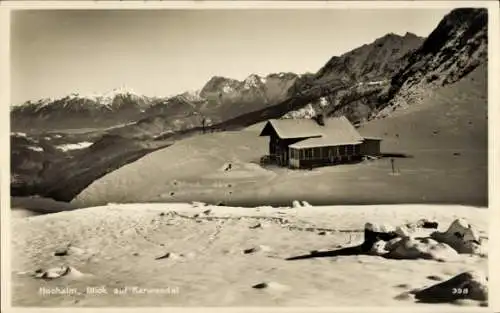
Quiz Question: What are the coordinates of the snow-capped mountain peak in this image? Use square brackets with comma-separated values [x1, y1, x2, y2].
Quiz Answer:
[12, 85, 157, 118]
[180, 89, 204, 102]
[103, 86, 139, 98]
[34, 98, 55, 109]
[222, 82, 235, 94]
[243, 74, 263, 90]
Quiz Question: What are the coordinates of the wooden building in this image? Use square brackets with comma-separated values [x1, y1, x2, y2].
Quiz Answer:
[259, 115, 382, 169]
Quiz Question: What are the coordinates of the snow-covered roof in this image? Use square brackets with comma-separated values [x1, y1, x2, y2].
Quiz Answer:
[260, 116, 374, 149]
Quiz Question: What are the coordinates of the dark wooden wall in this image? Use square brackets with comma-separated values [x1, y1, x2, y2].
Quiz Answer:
[360, 139, 381, 156]
[269, 134, 308, 166]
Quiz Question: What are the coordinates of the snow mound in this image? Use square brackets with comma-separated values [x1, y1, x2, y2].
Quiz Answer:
[56, 141, 93, 152]
[11, 132, 27, 138]
[27, 146, 44, 152]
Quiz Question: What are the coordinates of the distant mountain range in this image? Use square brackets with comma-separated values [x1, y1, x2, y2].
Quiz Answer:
[11, 88, 165, 131]
[11, 72, 300, 131]
[11, 30, 424, 132]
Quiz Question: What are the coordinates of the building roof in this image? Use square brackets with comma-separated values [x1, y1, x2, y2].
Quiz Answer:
[289, 136, 364, 149]
[362, 136, 383, 141]
[259, 118, 324, 139]
[260, 116, 368, 148]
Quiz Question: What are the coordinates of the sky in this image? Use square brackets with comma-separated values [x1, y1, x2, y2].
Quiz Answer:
[11, 8, 452, 104]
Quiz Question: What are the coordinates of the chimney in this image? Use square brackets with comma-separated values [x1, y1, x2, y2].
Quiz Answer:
[315, 113, 325, 126]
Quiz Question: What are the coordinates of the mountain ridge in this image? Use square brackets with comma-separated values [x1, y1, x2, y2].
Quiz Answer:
[11, 32, 425, 133]
[374, 7, 487, 118]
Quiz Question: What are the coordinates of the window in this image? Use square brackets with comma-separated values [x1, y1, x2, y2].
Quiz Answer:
[326, 147, 333, 158]
[328, 148, 333, 158]
[346, 145, 353, 155]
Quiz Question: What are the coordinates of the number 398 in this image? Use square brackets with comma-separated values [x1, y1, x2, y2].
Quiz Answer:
[452, 288, 469, 295]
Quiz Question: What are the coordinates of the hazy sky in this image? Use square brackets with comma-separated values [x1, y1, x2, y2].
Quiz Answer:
[11, 8, 452, 104]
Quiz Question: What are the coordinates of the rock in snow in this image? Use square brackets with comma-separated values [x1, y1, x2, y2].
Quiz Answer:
[252, 281, 289, 291]
[32, 266, 86, 280]
[191, 201, 206, 208]
[413, 271, 488, 302]
[362, 218, 484, 260]
[243, 245, 272, 254]
[385, 237, 459, 261]
[301, 201, 312, 207]
[430, 218, 482, 254]
[291, 200, 312, 208]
